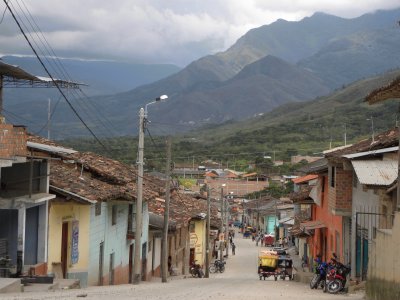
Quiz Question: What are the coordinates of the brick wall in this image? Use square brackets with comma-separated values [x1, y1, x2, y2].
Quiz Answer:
[329, 166, 352, 216]
[0, 124, 27, 158]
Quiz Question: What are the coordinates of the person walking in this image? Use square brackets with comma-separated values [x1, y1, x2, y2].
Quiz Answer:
[232, 242, 236, 255]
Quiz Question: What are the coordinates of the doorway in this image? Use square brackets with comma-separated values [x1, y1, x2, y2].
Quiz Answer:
[129, 244, 133, 283]
[109, 252, 114, 285]
[98, 242, 104, 285]
[141, 242, 147, 281]
[61, 222, 69, 278]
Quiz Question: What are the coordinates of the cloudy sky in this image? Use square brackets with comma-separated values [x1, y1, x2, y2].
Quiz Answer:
[0, 0, 399, 66]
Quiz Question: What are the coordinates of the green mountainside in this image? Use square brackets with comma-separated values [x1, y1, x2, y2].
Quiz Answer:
[4, 8, 400, 138]
[64, 69, 400, 170]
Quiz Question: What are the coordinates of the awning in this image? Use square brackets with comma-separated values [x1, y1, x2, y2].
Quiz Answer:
[0, 60, 84, 88]
[300, 220, 326, 231]
[13, 192, 56, 204]
[28, 141, 77, 155]
[289, 226, 309, 237]
[351, 159, 397, 186]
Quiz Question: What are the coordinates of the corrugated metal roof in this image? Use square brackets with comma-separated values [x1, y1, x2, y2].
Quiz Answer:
[351, 159, 397, 186]
[0, 60, 84, 88]
[343, 146, 398, 159]
[27, 141, 77, 155]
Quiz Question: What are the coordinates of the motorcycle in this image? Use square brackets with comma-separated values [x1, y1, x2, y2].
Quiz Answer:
[189, 260, 204, 278]
[309, 257, 327, 289]
[323, 255, 351, 294]
[209, 259, 226, 273]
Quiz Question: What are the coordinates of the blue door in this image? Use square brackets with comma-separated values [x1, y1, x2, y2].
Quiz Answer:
[24, 206, 39, 265]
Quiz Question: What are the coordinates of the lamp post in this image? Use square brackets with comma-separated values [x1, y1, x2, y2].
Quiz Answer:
[133, 95, 168, 285]
[220, 184, 226, 261]
[205, 186, 211, 278]
[225, 196, 229, 257]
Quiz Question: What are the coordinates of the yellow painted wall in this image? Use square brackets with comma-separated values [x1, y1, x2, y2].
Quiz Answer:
[48, 203, 90, 274]
[367, 212, 400, 299]
[194, 220, 206, 266]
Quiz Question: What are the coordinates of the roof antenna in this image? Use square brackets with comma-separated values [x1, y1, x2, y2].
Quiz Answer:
[79, 164, 85, 180]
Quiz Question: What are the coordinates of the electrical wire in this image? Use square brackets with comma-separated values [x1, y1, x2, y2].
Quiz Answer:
[3, 0, 109, 150]
[7, 0, 119, 141]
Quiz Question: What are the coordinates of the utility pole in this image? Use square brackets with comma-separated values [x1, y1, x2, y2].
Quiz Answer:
[133, 108, 145, 284]
[205, 186, 211, 278]
[220, 186, 224, 261]
[225, 197, 229, 257]
[47, 98, 51, 139]
[133, 95, 168, 285]
[162, 136, 171, 283]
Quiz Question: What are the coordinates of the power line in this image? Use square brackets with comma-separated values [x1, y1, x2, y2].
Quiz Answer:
[3, 0, 109, 151]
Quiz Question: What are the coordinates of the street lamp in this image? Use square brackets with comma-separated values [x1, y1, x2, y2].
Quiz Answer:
[220, 184, 226, 261]
[205, 186, 211, 278]
[133, 94, 168, 285]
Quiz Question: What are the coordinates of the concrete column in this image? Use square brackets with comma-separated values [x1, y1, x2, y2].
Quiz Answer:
[17, 206, 26, 271]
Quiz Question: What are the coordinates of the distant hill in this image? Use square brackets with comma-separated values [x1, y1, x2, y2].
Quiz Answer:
[1, 55, 181, 96]
[187, 69, 400, 158]
[63, 69, 400, 167]
[3, 7, 400, 138]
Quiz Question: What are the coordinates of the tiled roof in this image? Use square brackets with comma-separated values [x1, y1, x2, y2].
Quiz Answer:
[324, 128, 398, 159]
[292, 174, 318, 184]
[148, 191, 220, 228]
[289, 186, 313, 203]
[27, 134, 219, 227]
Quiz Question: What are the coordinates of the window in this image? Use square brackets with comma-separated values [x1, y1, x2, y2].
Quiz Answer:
[330, 166, 336, 188]
[148, 240, 152, 253]
[112, 205, 117, 225]
[127, 204, 133, 232]
[95, 202, 102, 216]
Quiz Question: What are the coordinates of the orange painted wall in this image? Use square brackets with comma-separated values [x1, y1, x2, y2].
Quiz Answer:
[101, 264, 130, 286]
[311, 175, 343, 262]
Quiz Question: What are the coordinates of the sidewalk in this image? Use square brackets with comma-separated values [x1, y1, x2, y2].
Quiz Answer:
[287, 246, 314, 284]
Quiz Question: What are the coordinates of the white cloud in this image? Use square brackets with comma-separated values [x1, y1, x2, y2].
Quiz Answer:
[0, 0, 399, 66]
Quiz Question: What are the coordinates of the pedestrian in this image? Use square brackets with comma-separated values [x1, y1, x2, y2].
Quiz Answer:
[279, 237, 283, 247]
[283, 236, 288, 247]
[232, 242, 236, 255]
[260, 234, 264, 247]
[256, 235, 259, 246]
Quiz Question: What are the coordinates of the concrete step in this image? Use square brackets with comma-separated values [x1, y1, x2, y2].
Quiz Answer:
[0, 278, 22, 293]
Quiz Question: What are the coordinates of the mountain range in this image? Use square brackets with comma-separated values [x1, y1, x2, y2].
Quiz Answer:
[3, 7, 400, 138]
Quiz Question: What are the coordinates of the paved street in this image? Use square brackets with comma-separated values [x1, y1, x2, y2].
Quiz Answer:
[1, 231, 364, 300]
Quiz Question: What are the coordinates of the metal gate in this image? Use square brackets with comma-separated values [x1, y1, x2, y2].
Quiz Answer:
[355, 211, 394, 280]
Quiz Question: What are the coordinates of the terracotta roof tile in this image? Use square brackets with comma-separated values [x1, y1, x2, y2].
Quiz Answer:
[324, 128, 398, 158]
